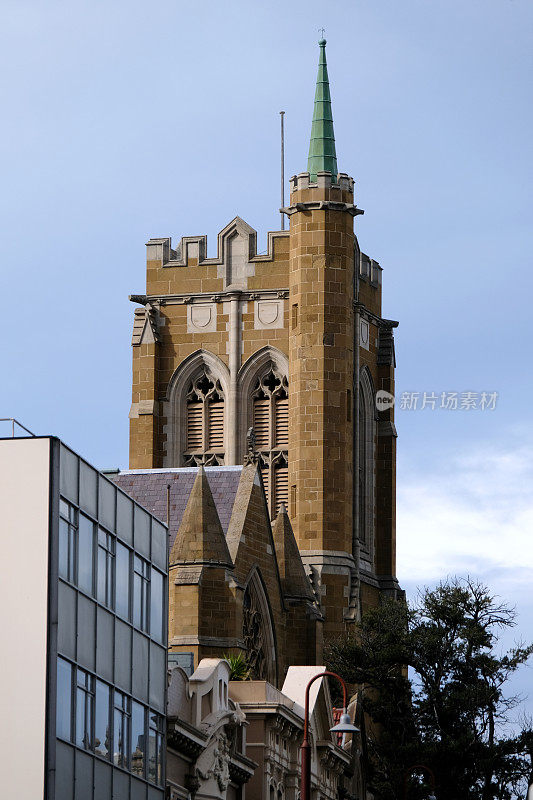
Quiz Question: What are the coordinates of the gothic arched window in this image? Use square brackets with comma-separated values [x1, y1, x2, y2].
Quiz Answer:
[252, 368, 288, 517]
[183, 368, 225, 466]
[242, 571, 276, 683]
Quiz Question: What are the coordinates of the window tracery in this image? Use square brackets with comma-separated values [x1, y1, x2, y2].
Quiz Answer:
[242, 572, 276, 684]
[184, 368, 225, 466]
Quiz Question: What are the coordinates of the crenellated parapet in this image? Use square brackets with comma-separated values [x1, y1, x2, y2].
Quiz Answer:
[145, 216, 289, 283]
[281, 171, 363, 219]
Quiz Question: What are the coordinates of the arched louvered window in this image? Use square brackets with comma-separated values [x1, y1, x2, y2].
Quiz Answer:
[183, 369, 225, 466]
[252, 368, 289, 517]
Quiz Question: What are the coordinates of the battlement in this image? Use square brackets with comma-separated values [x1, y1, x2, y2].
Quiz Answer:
[283, 170, 362, 220]
[359, 252, 382, 287]
[289, 170, 354, 193]
[141, 217, 290, 299]
[145, 216, 289, 270]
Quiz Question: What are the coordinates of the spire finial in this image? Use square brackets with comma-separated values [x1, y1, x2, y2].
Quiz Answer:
[307, 37, 338, 182]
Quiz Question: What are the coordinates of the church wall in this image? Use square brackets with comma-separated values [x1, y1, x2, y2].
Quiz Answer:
[287, 176, 356, 639]
[227, 477, 286, 681]
[284, 602, 323, 667]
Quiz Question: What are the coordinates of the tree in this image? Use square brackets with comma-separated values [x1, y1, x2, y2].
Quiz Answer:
[326, 578, 533, 800]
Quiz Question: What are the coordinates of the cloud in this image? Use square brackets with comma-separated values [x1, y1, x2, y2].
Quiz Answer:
[396, 436, 533, 718]
[397, 439, 533, 587]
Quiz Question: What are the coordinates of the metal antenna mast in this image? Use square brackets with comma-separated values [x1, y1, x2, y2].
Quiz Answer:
[280, 110, 285, 230]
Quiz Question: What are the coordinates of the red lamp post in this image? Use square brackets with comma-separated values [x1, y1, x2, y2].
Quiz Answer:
[300, 670, 359, 800]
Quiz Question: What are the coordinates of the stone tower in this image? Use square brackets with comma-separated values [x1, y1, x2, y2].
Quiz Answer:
[128, 40, 401, 648]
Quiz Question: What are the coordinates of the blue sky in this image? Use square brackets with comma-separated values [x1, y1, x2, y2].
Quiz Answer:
[2, 0, 532, 716]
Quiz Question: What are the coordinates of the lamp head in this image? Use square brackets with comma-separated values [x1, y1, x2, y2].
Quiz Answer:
[329, 711, 360, 734]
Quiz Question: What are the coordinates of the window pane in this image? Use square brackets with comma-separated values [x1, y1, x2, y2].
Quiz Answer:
[75, 670, 93, 750]
[113, 691, 129, 769]
[95, 681, 110, 759]
[131, 702, 145, 778]
[116, 492, 133, 545]
[59, 519, 69, 579]
[150, 569, 163, 643]
[97, 533, 114, 608]
[76, 688, 86, 748]
[97, 547, 106, 603]
[78, 515, 94, 595]
[148, 712, 163, 786]
[56, 657, 72, 740]
[133, 573, 142, 629]
[116, 543, 130, 620]
[133, 556, 149, 632]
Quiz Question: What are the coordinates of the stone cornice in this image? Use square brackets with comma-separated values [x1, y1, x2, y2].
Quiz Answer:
[239, 702, 303, 733]
[354, 302, 399, 329]
[281, 200, 364, 217]
[170, 635, 245, 648]
[299, 550, 356, 570]
[229, 753, 257, 784]
[130, 290, 289, 306]
[167, 718, 207, 757]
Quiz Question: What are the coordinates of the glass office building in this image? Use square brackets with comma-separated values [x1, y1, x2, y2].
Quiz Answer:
[0, 437, 168, 800]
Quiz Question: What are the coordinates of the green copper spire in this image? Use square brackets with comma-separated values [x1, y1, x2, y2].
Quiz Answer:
[307, 39, 338, 182]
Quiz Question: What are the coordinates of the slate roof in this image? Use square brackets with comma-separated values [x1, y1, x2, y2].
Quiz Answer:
[111, 466, 243, 550]
[169, 467, 233, 567]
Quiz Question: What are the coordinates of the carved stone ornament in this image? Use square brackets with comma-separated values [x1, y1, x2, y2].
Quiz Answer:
[191, 305, 212, 328]
[360, 318, 370, 350]
[257, 300, 279, 326]
[243, 427, 258, 466]
[254, 299, 284, 330]
[252, 367, 288, 401]
[194, 732, 231, 794]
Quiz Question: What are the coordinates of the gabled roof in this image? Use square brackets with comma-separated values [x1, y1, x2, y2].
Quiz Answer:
[272, 505, 314, 601]
[169, 467, 233, 567]
[112, 466, 242, 550]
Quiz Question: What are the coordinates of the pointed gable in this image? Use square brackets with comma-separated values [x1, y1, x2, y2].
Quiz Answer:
[131, 306, 159, 345]
[272, 505, 314, 601]
[170, 466, 233, 568]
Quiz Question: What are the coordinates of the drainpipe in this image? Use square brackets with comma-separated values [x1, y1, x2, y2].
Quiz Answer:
[227, 292, 241, 464]
[353, 244, 361, 619]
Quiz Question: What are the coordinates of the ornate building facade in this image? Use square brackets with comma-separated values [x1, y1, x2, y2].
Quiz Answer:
[124, 38, 401, 672]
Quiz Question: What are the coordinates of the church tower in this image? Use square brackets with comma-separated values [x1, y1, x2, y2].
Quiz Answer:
[128, 40, 400, 648]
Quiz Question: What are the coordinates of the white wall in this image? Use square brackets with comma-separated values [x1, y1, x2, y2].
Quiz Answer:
[0, 437, 51, 799]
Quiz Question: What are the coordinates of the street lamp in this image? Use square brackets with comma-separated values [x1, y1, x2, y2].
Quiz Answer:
[300, 670, 359, 800]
